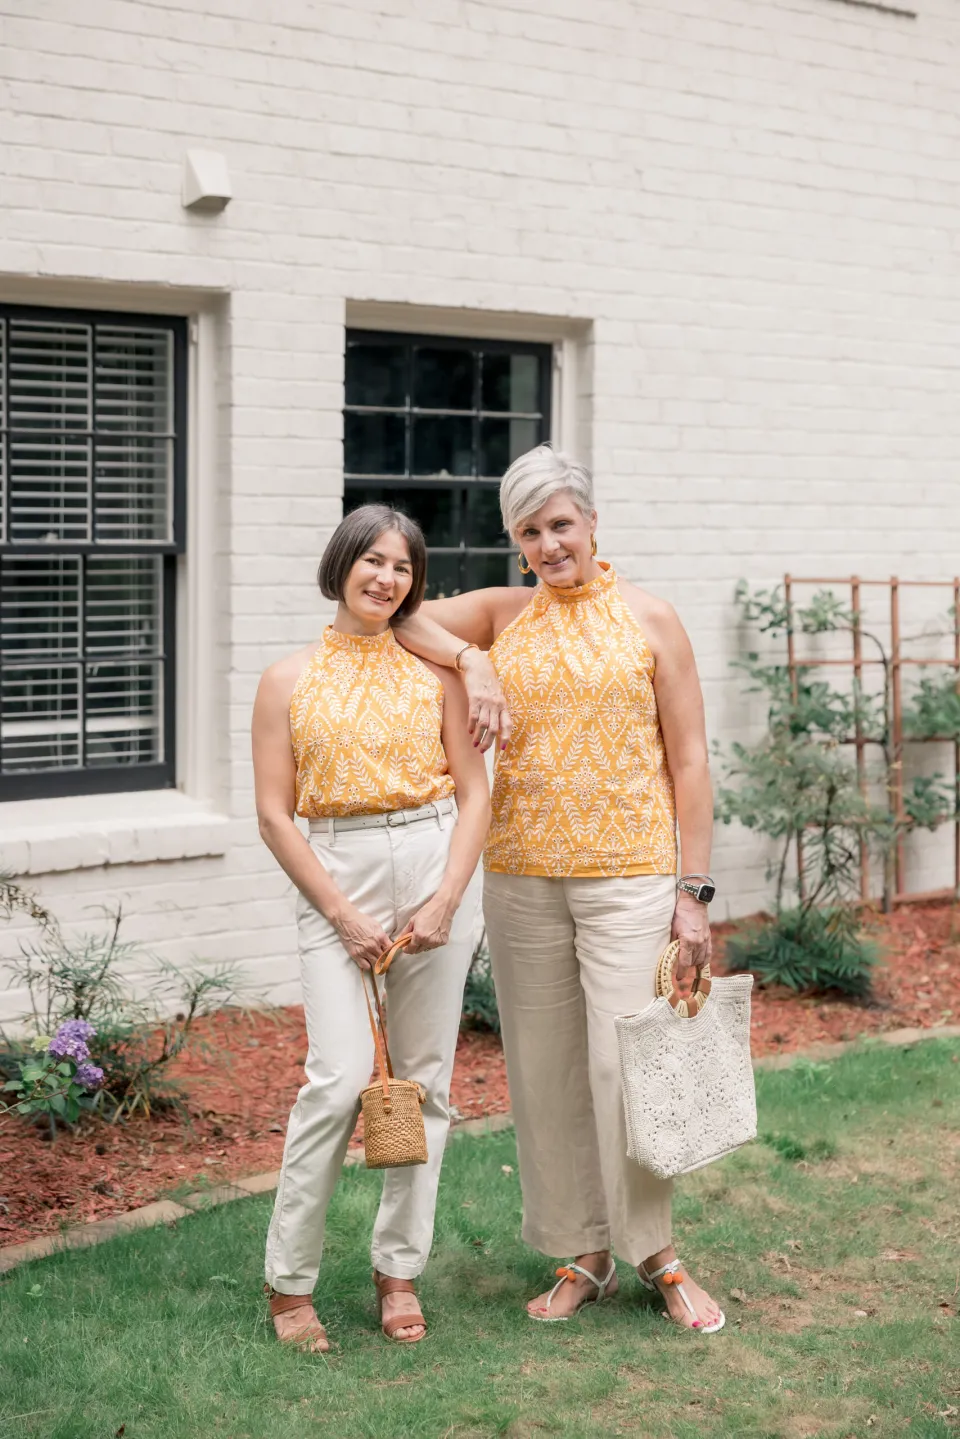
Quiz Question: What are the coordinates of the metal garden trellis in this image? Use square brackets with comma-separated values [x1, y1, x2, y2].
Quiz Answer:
[783, 574, 960, 909]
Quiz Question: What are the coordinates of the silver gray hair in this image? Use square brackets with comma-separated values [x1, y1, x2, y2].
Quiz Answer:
[499, 444, 595, 537]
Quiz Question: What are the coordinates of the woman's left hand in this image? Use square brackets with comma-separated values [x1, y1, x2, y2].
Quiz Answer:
[399, 892, 458, 953]
[672, 892, 712, 974]
[458, 649, 512, 753]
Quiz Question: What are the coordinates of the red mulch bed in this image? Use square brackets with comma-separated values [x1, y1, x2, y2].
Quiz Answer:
[1, 902, 956, 1249]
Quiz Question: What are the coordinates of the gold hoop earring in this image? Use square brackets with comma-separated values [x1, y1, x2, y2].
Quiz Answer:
[517, 553, 532, 575]
[590, 535, 598, 557]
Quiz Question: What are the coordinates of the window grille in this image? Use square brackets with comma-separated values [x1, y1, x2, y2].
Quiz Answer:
[343, 331, 552, 597]
[0, 306, 186, 800]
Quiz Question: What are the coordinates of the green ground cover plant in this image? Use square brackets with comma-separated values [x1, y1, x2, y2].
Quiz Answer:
[1, 1041, 957, 1438]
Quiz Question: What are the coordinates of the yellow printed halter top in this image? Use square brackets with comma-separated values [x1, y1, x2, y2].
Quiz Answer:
[289, 627, 455, 819]
[485, 563, 677, 877]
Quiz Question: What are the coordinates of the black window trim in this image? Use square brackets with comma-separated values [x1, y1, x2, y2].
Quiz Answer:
[344, 328, 553, 592]
[0, 302, 187, 803]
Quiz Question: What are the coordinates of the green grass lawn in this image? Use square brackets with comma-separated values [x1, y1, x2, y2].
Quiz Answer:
[1, 1041, 958, 1439]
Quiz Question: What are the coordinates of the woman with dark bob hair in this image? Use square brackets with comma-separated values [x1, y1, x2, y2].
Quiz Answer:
[252, 504, 490, 1350]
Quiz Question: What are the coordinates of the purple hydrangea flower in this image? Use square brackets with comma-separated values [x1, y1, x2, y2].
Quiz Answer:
[73, 1062, 104, 1091]
[48, 1019, 97, 1064]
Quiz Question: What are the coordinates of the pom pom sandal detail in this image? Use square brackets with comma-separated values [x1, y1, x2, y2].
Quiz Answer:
[637, 1259, 725, 1334]
[374, 1271, 427, 1343]
[527, 1259, 618, 1323]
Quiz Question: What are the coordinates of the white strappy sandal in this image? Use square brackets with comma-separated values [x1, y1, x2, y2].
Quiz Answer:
[527, 1259, 618, 1323]
[637, 1258, 725, 1334]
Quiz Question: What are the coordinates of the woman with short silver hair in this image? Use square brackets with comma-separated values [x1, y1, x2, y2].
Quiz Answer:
[395, 444, 724, 1332]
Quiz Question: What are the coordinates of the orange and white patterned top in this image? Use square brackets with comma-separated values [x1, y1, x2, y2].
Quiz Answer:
[289, 627, 455, 819]
[485, 563, 677, 877]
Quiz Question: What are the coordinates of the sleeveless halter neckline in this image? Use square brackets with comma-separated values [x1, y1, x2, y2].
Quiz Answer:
[539, 560, 617, 604]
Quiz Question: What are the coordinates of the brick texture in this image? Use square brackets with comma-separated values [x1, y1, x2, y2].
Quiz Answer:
[2, 0, 959, 1021]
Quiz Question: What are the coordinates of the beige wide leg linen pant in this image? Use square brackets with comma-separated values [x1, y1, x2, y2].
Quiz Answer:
[265, 804, 479, 1294]
[484, 870, 675, 1267]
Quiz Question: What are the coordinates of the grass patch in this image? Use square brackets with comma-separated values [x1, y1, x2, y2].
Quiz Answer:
[0, 1042, 958, 1438]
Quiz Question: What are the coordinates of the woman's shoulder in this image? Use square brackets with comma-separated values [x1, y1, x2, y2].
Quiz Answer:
[616, 578, 686, 657]
[259, 641, 324, 708]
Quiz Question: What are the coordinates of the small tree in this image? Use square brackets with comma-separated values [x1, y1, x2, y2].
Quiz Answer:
[716, 584, 958, 995]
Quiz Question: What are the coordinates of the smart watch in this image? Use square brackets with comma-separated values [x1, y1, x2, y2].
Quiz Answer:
[677, 875, 716, 904]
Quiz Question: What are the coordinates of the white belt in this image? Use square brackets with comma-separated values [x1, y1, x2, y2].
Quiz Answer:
[309, 798, 456, 837]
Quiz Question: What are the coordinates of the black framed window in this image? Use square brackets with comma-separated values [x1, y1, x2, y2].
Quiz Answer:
[0, 305, 186, 800]
[343, 331, 551, 597]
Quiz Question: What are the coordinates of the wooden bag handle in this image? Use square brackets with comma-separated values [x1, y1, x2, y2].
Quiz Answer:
[362, 935, 413, 1108]
[655, 939, 712, 1018]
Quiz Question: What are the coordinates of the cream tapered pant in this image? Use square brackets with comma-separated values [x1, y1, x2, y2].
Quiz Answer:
[483, 870, 675, 1267]
[265, 805, 479, 1294]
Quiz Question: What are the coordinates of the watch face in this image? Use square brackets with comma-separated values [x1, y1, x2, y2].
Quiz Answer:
[698, 883, 716, 903]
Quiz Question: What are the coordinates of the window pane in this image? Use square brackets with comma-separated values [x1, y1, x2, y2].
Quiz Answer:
[95, 328, 172, 434]
[464, 552, 517, 590]
[479, 417, 540, 478]
[9, 436, 91, 541]
[466, 486, 508, 547]
[481, 352, 540, 413]
[424, 552, 464, 600]
[345, 341, 405, 408]
[413, 347, 474, 411]
[85, 661, 162, 766]
[0, 557, 81, 659]
[0, 663, 81, 772]
[86, 557, 162, 656]
[95, 436, 172, 541]
[412, 416, 473, 476]
[345, 484, 460, 548]
[344, 412, 405, 475]
[9, 320, 91, 431]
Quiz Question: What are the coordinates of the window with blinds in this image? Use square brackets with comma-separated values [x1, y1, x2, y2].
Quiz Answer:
[0, 307, 186, 800]
[343, 332, 551, 597]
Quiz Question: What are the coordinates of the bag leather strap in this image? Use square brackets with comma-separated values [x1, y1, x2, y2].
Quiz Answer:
[362, 935, 413, 1106]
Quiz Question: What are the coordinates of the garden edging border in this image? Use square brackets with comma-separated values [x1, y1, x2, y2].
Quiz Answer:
[2, 1024, 958, 1275]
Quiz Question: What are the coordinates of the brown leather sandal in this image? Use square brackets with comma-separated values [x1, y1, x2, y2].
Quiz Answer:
[265, 1285, 330, 1353]
[373, 1270, 427, 1344]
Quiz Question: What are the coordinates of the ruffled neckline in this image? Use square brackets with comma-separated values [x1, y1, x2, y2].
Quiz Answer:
[540, 560, 617, 603]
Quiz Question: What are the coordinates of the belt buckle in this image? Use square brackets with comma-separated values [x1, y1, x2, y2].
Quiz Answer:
[386, 810, 407, 827]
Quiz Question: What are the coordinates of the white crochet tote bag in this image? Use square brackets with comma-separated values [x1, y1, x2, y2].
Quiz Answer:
[615, 941, 757, 1180]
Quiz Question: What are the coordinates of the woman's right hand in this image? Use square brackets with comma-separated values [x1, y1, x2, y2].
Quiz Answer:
[332, 903, 392, 971]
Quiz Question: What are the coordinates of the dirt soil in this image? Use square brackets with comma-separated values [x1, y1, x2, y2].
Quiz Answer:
[1, 901, 956, 1248]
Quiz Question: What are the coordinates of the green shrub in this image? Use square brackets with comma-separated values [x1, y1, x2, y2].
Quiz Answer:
[1, 875, 243, 1135]
[461, 941, 500, 1036]
[724, 906, 878, 998]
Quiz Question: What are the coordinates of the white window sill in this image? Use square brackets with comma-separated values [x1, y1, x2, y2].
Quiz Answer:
[0, 790, 232, 876]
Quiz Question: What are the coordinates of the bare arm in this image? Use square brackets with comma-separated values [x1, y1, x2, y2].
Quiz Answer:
[251, 659, 392, 970]
[624, 586, 713, 974]
[398, 663, 491, 952]
[395, 589, 528, 751]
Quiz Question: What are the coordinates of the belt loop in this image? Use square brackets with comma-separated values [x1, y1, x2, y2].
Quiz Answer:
[433, 802, 443, 831]
[328, 817, 336, 847]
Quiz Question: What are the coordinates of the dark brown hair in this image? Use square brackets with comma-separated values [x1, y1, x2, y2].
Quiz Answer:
[317, 504, 427, 622]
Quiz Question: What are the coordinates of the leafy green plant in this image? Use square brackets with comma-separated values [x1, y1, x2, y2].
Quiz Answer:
[724, 906, 878, 997]
[717, 584, 960, 996]
[1, 1020, 104, 1134]
[903, 674, 960, 740]
[461, 933, 500, 1036]
[1, 875, 242, 1134]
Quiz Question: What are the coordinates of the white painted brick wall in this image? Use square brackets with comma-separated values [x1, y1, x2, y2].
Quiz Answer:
[2, 0, 959, 1023]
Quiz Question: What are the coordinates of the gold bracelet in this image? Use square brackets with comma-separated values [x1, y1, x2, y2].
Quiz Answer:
[454, 642, 479, 672]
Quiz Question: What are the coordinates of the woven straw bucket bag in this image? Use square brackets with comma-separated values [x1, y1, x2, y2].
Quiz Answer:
[615, 940, 757, 1180]
[360, 936, 428, 1170]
